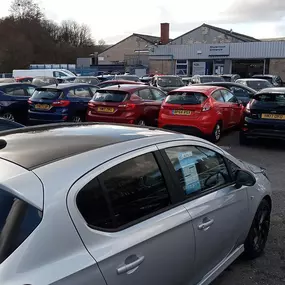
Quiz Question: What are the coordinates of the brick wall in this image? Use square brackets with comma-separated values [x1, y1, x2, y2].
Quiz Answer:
[149, 60, 174, 74]
[269, 59, 285, 81]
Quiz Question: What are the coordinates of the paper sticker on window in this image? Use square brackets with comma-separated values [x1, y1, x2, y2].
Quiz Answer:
[178, 152, 201, 195]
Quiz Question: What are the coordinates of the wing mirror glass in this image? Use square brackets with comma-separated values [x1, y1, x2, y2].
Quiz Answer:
[235, 169, 256, 189]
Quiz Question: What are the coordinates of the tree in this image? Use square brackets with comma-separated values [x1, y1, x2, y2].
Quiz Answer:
[9, 0, 43, 20]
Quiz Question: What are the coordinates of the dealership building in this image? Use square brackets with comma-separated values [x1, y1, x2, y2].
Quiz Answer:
[148, 23, 285, 80]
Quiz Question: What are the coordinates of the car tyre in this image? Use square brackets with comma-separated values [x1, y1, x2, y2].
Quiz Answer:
[244, 199, 271, 260]
[1, 112, 15, 122]
[136, 119, 146, 126]
[71, 115, 83, 123]
[211, 122, 222, 143]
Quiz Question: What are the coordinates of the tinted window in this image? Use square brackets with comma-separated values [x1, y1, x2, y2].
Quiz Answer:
[165, 146, 231, 196]
[151, 89, 167, 101]
[247, 80, 273, 90]
[77, 153, 171, 230]
[70, 87, 91, 98]
[92, 90, 129, 103]
[157, 77, 184, 88]
[220, 89, 237, 103]
[4, 86, 25, 96]
[25, 86, 36, 96]
[212, 90, 225, 102]
[0, 189, 42, 263]
[32, 89, 63, 100]
[254, 93, 285, 104]
[230, 87, 252, 98]
[138, 88, 153, 100]
[200, 76, 225, 83]
[166, 92, 207, 105]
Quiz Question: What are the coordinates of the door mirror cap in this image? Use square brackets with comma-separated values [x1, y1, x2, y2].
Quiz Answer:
[235, 169, 256, 189]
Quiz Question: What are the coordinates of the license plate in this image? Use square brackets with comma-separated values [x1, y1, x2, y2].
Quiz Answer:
[261, 113, 285, 120]
[173, 110, 191, 115]
[35, 104, 51, 110]
[97, 107, 115, 113]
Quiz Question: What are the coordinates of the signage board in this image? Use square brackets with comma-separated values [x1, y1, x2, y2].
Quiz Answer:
[209, 45, 230, 56]
[192, 62, 206, 75]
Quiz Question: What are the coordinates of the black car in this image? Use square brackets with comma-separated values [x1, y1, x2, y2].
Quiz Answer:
[199, 82, 256, 106]
[240, 87, 285, 144]
[190, 75, 226, 84]
[0, 118, 24, 131]
[220, 74, 241, 82]
[252, 74, 283, 87]
[0, 83, 36, 123]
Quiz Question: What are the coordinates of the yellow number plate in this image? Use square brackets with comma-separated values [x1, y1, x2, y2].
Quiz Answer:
[261, 113, 285, 120]
[173, 110, 191, 115]
[97, 107, 115, 113]
[35, 104, 51, 110]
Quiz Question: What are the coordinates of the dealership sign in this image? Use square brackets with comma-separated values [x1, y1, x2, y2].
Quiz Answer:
[209, 45, 230, 56]
[192, 62, 206, 75]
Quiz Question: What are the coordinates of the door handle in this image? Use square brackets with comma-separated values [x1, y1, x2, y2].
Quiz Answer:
[117, 256, 145, 275]
[198, 219, 214, 230]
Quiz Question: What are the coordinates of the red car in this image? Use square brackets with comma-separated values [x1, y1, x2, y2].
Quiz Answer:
[158, 85, 244, 142]
[15, 77, 34, 83]
[86, 84, 167, 126]
[97, 80, 144, 89]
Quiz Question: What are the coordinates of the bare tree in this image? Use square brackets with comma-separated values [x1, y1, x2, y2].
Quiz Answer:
[9, 0, 43, 20]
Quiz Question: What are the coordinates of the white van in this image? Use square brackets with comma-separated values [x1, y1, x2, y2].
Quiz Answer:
[12, 69, 76, 79]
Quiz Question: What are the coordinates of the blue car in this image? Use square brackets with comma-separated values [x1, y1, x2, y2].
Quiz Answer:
[0, 83, 36, 123]
[28, 83, 98, 123]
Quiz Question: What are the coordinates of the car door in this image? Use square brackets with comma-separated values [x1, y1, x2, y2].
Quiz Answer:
[157, 141, 249, 284]
[67, 147, 196, 285]
[137, 88, 161, 126]
[211, 90, 231, 129]
[221, 89, 243, 126]
[1, 84, 30, 122]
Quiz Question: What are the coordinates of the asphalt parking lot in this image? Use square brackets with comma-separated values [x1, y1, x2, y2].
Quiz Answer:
[211, 131, 285, 285]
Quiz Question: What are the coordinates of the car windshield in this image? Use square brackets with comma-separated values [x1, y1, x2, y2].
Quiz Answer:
[32, 89, 63, 100]
[166, 92, 208, 105]
[200, 76, 225, 83]
[247, 80, 273, 90]
[92, 90, 129, 102]
[254, 93, 285, 104]
[157, 77, 184, 88]
[116, 76, 140, 82]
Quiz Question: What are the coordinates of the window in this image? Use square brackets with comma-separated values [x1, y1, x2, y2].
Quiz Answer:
[220, 89, 237, 103]
[4, 86, 25, 96]
[165, 146, 231, 196]
[151, 88, 167, 101]
[230, 87, 252, 99]
[166, 92, 207, 105]
[25, 86, 36, 96]
[32, 89, 63, 100]
[76, 153, 171, 230]
[225, 158, 240, 179]
[212, 90, 225, 102]
[0, 189, 42, 263]
[138, 88, 153, 100]
[90, 87, 98, 94]
[92, 90, 129, 103]
[73, 87, 91, 98]
[176, 60, 188, 76]
[200, 76, 225, 83]
[53, 71, 67, 78]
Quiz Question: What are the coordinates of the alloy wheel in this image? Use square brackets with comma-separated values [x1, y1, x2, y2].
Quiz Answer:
[137, 120, 146, 126]
[72, 116, 82, 122]
[2, 113, 15, 122]
[214, 124, 221, 141]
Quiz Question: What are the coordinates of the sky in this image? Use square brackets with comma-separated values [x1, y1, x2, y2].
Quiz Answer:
[1, 0, 285, 44]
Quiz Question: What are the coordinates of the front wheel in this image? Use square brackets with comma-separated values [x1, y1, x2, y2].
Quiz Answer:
[71, 115, 83, 123]
[211, 122, 222, 142]
[1, 112, 15, 122]
[244, 199, 271, 259]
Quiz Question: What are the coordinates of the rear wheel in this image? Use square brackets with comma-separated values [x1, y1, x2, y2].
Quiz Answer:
[244, 199, 271, 259]
[1, 112, 15, 122]
[211, 122, 222, 142]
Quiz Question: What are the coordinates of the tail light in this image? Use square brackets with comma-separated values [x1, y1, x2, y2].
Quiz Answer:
[52, 100, 70, 107]
[245, 103, 251, 115]
[28, 99, 32, 104]
[88, 101, 96, 108]
[118, 103, 136, 110]
[202, 102, 211, 112]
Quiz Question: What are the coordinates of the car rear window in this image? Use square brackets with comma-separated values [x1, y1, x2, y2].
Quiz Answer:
[247, 80, 273, 90]
[200, 77, 225, 83]
[92, 90, 129, 103]
[253, 76, 273, 84]
[32, 89, 63, 100]
[0, 189, 42, 263]
[254, 93, 285, 104]
[166, 92, 208, 105]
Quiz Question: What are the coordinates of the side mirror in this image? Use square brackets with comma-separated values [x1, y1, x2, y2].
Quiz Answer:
[235, 169, 256, 189]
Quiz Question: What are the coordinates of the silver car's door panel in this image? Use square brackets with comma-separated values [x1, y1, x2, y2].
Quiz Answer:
[67, 146, 196, 285]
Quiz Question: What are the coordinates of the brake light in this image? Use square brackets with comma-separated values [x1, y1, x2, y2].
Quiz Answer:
[28, 99, 32, 104]
[88, 101, 96, 108]
[245, 103, 251, 114]
[118, 103, 136, 110]
[202, 102, 211, 112]
[52, 100, 70, 107]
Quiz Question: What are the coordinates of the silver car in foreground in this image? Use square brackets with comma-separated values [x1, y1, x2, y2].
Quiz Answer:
[0, 123, 271, 285]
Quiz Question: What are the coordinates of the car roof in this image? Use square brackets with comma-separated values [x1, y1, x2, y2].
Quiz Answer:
[37, 83, 92, 89]
[256, 87, 285, 94]
[99, 80, 142, 84]
[99, 84, 147, 91]
[237, 78, 268, 82]
[0, 123, 177, 170]
[199, 82, 257, 92]
[0, 82, 27, 87]
[252, 74, 275, 78]
[196, 75, 221, 77]
[169, 85, 222, 94]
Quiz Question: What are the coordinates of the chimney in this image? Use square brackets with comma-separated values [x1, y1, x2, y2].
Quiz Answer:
[160, 23, 170, 44]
